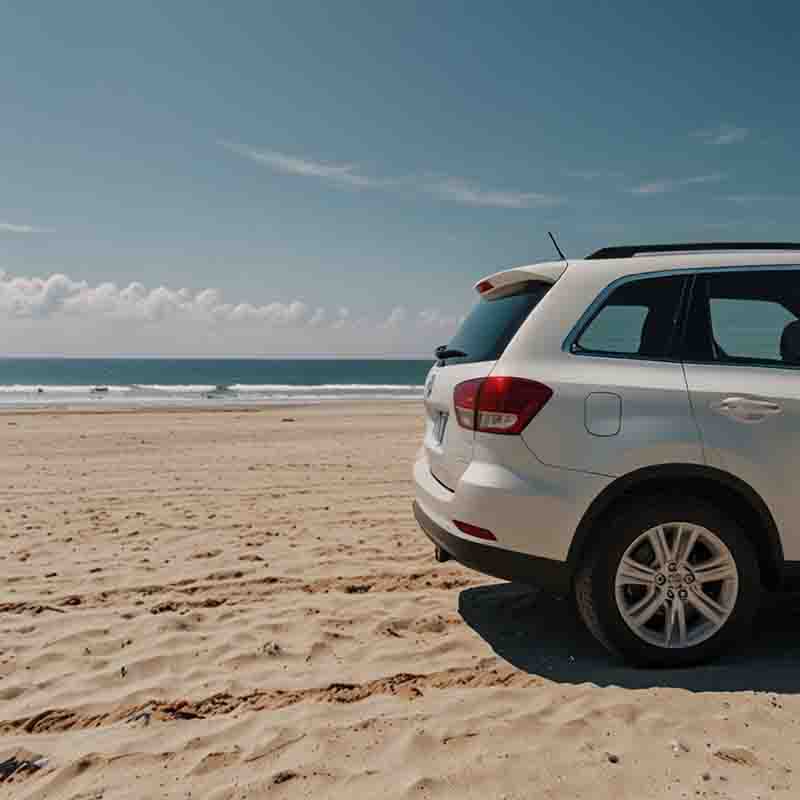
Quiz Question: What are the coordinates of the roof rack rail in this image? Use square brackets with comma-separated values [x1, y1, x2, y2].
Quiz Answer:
[587, 242, 800, 260]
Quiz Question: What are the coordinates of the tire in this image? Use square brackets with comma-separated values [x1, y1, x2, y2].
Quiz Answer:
[574, 495, 761, 667]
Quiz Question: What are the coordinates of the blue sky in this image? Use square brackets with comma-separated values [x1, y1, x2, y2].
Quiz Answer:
[1, 1, 798, 356]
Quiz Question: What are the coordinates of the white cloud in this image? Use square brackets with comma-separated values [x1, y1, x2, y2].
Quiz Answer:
[630, 172, 726, 196]
[221, 140, 563, 209]
[417, 308, 461, 329]
[308, 307, 326, 327]
[0, 222, 54, 234]
[219, 141, 376, 187]
[226, 300, 310, 325]
[424, 178, 562, 209]
[0, 272, 84, 317]
[727, 193, 797, 206]
[331, 307, 351, 329]
[692, 125, 749, 145]
[0, 270, 469, 356]
[0, 270, 313, 326]
[565, 169, 624, 181]
[381, 306, 407, 328]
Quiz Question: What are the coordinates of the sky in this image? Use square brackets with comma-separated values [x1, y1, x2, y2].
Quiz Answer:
[1, 1, 798, 357]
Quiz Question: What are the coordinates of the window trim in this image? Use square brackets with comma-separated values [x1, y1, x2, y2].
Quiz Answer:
[564, 271, 690, 362]
[564, 263, 800, 368]
[680, 267, 800, 371]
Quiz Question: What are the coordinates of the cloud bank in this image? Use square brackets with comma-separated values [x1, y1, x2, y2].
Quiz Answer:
[0, 270, 461, 339]
[0, 270, 316, 325]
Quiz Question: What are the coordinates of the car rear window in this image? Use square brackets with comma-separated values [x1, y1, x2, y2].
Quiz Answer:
[442, 280, 551, 365]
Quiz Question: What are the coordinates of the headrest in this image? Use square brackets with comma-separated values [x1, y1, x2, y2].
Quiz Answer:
[780, 319, 800, 364]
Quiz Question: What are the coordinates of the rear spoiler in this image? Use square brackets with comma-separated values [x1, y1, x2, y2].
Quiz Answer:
[474, 261, 568, 298]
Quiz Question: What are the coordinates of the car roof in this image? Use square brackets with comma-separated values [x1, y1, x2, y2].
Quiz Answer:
[587, 242, 800, 259]
[568, 249, 800, 283]
[480, 249, 800, 295]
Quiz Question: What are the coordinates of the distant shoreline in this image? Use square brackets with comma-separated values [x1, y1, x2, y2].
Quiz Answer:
[0, 357, 430, 408]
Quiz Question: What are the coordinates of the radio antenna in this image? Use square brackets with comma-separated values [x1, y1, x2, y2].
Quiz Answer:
[548, 231, 567, 263]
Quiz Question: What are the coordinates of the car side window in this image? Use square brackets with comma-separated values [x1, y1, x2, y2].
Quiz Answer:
[686, 269, 800, 367]
[573, 275, 687, 359]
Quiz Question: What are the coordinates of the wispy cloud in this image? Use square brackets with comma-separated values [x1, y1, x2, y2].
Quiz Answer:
[693, 220, 757, 230]
[424, 177, 562, 209]
[726, 193, 797, 206]
[692, 124, 749, 146]
[0, 222, 54, 234]
[630, 172, 726, 196]
[565, 168, 624, 181]
[219, 141, 377, 187]
[221, 140, 562, 209]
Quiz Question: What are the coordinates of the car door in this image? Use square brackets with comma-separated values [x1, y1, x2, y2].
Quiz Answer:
[682, 267, 800, 559]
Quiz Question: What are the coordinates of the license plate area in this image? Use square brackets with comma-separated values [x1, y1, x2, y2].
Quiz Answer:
[433, 411, 449, 445]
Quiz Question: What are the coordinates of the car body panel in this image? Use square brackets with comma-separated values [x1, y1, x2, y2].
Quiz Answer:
[515, 355, 703, 476]
[414, 434, 612, 562]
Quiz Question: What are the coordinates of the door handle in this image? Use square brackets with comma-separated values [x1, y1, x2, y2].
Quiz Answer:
[710, 396, 783, 423]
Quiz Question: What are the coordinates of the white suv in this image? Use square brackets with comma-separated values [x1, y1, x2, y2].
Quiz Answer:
[414, 242, 800, 667]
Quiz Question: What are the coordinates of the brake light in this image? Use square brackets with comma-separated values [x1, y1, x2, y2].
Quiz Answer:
[453, 378, 482, 429]
[453, 520, 496, 541]
[453, 376, 552, 435]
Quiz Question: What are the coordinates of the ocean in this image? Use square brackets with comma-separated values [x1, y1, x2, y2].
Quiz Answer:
[0, 358, 432, 408]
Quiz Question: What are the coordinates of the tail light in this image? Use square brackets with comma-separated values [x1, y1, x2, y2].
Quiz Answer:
[454, 376, 552, 435]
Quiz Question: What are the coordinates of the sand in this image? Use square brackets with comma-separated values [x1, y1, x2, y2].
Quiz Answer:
[2, 402, 800, 799]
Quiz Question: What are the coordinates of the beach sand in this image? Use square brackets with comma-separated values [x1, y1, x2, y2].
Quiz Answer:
[2, 402, 800, 799]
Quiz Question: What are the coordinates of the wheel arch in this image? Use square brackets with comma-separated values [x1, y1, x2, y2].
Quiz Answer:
[567, 464, 784, 590]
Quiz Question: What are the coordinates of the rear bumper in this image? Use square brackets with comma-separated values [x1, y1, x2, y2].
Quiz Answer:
[413, 441, 611, 564]
[413, 500, 571, 595]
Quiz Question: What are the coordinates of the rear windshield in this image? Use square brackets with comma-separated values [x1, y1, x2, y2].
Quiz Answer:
[442, 280, 551, 365]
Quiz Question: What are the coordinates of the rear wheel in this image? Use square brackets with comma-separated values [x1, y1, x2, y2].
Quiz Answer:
[574, 497, 760, 667]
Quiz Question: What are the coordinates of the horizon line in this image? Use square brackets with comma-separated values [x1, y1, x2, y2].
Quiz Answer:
[0, 354, 436, 360]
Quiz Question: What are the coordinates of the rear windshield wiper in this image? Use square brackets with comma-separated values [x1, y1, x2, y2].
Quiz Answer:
[435, 345, 467, 360]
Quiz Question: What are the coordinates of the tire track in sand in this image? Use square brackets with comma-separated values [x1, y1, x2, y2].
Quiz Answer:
[0, 658, 536, 735]
[0, 569, 483, 616]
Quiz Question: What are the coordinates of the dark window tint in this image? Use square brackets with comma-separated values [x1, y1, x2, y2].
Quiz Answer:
[685, 270, 800, 366]
[574, 275, 687, 358]
[443, 281, 551, 364]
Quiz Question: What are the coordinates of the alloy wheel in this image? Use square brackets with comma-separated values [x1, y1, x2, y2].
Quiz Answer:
[614, 522, 739, 649]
